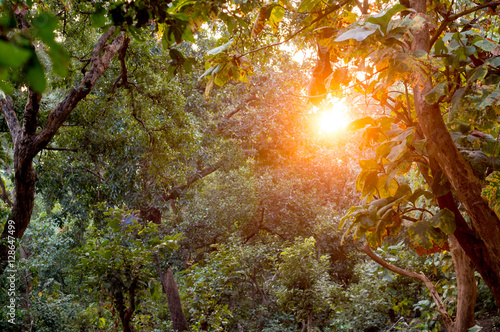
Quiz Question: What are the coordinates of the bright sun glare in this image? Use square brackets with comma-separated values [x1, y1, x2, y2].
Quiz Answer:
[317, 100, 350, 135]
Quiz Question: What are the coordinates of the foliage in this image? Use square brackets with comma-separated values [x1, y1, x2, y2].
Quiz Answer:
[275, 237, 337, 327]
[2, 0, 500, 331]
[74, 206, 181, 330]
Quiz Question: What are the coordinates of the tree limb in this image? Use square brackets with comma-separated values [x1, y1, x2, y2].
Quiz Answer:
[215, 95, 258, 134]
[43, 147, 78, 152]
[359, 242, 453, 330]
[0, 96, 20, 145]
[31, 27, 125, 157]
[162, 161, 222, 202]
[430, 2, 500, 48]
[238, 0, 353, 59]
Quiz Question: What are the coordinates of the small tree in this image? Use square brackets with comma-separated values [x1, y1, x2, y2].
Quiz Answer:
[75, 206, 181, 332]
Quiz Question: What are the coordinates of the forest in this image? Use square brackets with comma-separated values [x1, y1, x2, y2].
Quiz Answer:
[0, 0, 500, 331]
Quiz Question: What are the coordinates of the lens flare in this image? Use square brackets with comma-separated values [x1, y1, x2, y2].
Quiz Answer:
[317, 102, 350, 135]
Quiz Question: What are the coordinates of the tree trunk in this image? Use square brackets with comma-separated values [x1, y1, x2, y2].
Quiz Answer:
[307, 311, 312, 332]
[0, 28, 125, 274]
[114, 282, 136, 332]
[449, 236, 477, 331]
[154, 255, 189, 332]
[409, 0, 500, 305]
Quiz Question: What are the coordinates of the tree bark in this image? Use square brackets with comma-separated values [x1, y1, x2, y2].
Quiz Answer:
[113, 279, 137, 332]
[0, 28, 125, 274]
[409, 0, 500, 305]
[154, 255, 189, 332]
[449, 235, 477, 331]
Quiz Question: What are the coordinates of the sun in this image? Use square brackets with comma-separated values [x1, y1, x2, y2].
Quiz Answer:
[317, 101, 350, 135]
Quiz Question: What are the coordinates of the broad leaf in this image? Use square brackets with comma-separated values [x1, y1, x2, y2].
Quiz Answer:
[425, 82, 447, 104]
[347, 116, 376, 130]
[0, 40, 31, 67]
[366, 4, 407, 34]
[408, 220, 450, 256]
[206, 39, 234, 56]
[335, 26, 377, 42]
[429, 208, 455, 234]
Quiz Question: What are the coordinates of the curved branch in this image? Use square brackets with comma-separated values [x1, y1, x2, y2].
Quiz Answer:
[32, 28, 126, 157]
[359, 242, 453, 330]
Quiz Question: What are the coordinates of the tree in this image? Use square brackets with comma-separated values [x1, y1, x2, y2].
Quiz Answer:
[0, 0, 245, 274]
[192, 0, 500, 308]
[75, 207, 182, 332]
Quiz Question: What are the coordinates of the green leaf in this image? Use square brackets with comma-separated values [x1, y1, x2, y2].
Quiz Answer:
[198, 65, 216, 81]
[394, 184, 412, 199]
[26, 59, 46, 92]
[482, 171, 500, 217]
[408, 220, 449, 255]
[335, 26, 377, 42]
[449, 88, 466, 119]
[206, 39, 234, 56]
[91, 6, 107, 28]
[366, 4, 407, 34]
[386, 141, 406, 162]
[429, 208, 455, 234]
[468, 66, 487, 83]
[468, 325, 483, 332]
[0, 41, 31, 68]
[376, 141, 396, 158]
[269, 5, 285, 33]
[433, 38, 448, 55]
[297, 0, 321, 13]
[48, 43, 69, 77]
[424, 82, 447, 104]
[408, 188, 433, 204]
[474, 39, 496, 52]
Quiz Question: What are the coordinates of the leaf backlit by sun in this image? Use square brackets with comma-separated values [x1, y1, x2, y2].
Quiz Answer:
[318, 103, 350, 135]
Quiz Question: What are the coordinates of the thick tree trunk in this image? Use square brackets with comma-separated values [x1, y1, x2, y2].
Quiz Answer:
[449, 235, 477, 331]
[0, 28, 125, 274]
[417, 166, 478, 329]
[409, 0, 500, 305]
[437, 193, 500, 307]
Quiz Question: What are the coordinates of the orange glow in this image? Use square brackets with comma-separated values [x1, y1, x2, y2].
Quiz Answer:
[317, 101, 350, 135]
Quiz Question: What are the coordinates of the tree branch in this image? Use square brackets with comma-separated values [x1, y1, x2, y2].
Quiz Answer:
[430, 2, 500, 48]
[215, 95, 258, 134]
[359, 242, 453, 330]
[31, 27, 125, 157]
[162, 161, 222, 202]
[238, 0, 353, 59]
[110, 36, 131, 95]
[0, 96, 20, 145]
[43, 147, 78, 152]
